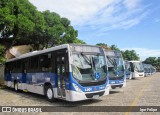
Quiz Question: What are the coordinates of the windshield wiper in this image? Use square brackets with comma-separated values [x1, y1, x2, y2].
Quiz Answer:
[107, 56, 117, 67]
[81, 53, 92, 66]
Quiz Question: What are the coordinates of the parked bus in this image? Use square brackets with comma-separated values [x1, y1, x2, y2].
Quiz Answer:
[4, 44, 109, 102]
[104, 50, 126, 89]
[125, 61, 132, 79]
[149, 65, 156, 75]
[128, 61, 144, 78]
[143, 63, 150, 77]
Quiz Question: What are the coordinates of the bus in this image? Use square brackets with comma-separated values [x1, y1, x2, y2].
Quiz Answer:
[149, 64, 156, 75]
[125, 61, 132, 79]
[4, 44, 109, 102]
[128, 61, 144, 78]
[143, 63, 150, 77]
[104, 50, 126, 89]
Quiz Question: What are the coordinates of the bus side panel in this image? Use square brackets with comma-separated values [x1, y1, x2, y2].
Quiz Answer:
[24, 72, 57, 95]
[4, 73, 12, 87]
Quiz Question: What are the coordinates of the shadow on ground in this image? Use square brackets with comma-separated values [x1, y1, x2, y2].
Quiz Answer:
[1, 87, 102, 106]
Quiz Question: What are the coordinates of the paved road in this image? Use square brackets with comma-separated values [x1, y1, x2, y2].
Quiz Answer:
[0, 73, 160, 115]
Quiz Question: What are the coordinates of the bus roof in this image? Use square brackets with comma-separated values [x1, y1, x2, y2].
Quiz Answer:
[104, 50, 122, 57]
[6, 44, 102, 62]
[128, 60, 141, 63]
[7, 44, 69, 62]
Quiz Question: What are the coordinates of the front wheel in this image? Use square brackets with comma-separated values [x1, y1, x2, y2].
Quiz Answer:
[45, 85, 55, 102]
[111, 86, 116, 89]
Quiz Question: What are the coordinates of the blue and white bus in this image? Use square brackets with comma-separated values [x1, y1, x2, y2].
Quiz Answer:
[104, 50, 126, 89]
[143, 63, 151, 77]
[125, 61, 132, 79]
[4, 44, 109, 102]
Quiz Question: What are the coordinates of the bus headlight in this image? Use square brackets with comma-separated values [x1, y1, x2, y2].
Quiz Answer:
[72, 83, 82, 93]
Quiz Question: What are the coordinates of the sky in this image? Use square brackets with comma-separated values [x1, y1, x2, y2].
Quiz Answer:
[29, 0, 160, 61]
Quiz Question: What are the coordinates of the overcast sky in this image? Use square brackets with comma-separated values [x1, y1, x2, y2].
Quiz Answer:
[29, 0, 160, 60]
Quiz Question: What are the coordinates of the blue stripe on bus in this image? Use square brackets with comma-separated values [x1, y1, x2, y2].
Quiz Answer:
[69, 72, 108, 92]
[5, 72, 108, 92]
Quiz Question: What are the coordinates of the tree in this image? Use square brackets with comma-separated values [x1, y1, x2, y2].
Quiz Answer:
[143, 57, 160, 69]
[0, 45, 6, 64]
[0, 0, 46, 48]
[110, 44, 120, 51]
[122, 50, 140, 61]
[0, 0, 84, 50]
[96, 43, 110, 50]
[41, 10, 85, 48]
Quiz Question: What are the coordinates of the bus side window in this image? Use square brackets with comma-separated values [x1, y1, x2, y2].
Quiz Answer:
[130, 62, 134, 72]
[40, 53, 52, 72]
[5, 63, 9, 73]
[22, 59, 29, 73]
[10, 62, 14, 73]
[30, 56, 39, 72]
[16, 60, 21, 73]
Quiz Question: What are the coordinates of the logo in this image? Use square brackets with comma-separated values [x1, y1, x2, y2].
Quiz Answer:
[2, 107, 11, 112]
[95, 72, 100, 80]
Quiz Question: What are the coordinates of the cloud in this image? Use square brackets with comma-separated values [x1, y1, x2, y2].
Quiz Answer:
[154, 18, 160, 23]
[123, 0, 141, 10]
[29, 0, 149, 31]
[122, 48, 160, 61]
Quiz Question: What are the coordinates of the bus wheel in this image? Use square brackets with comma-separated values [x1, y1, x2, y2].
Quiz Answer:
[14, 82, 19, 92]
[45, 85, 55, 102]
[129, 75, 132, 79]
[111, 86, 116, 89]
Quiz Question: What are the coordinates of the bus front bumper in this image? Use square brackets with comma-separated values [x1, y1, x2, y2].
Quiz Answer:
[67, 88, 109, 102]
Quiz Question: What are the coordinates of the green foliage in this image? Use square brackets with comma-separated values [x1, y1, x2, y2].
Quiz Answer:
[0, 0, 84, 50]
[96, 43, 140, 61]
[0, 0, 46, 47]
[41, 10, 85, 48]
[143, 57, 160, 69]
[96, 43, 110, 50]
[0, 45, 6, 64]
[122, 50, 140, 61]
[110, 44, 121, 51]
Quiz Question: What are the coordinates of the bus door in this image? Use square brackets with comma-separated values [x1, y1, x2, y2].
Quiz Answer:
[56, 55, 66, 98]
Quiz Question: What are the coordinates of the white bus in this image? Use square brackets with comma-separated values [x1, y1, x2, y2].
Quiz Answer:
[4, 44, 109, 102]
[128, 61, 144, 78]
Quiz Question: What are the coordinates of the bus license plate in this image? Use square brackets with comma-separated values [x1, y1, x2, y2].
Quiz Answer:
[93, 95, 99, 99]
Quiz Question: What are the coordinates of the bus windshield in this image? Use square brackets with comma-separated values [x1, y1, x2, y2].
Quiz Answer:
[134, 62, 144, 72]
[71, 53, 107, 81]
[125, 62, 131, 74]
[107, 56, 124, 78]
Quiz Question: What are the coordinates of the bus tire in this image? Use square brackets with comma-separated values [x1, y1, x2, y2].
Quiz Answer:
[111, 86, 116, 89]
[14, 82, 19, 92]
[45, 85, 55, 102]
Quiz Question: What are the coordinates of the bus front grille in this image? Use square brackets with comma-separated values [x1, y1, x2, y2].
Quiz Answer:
[85, 91, 105, 98]
[109, 76, 123, 80]
[79, 79, 106, 87]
